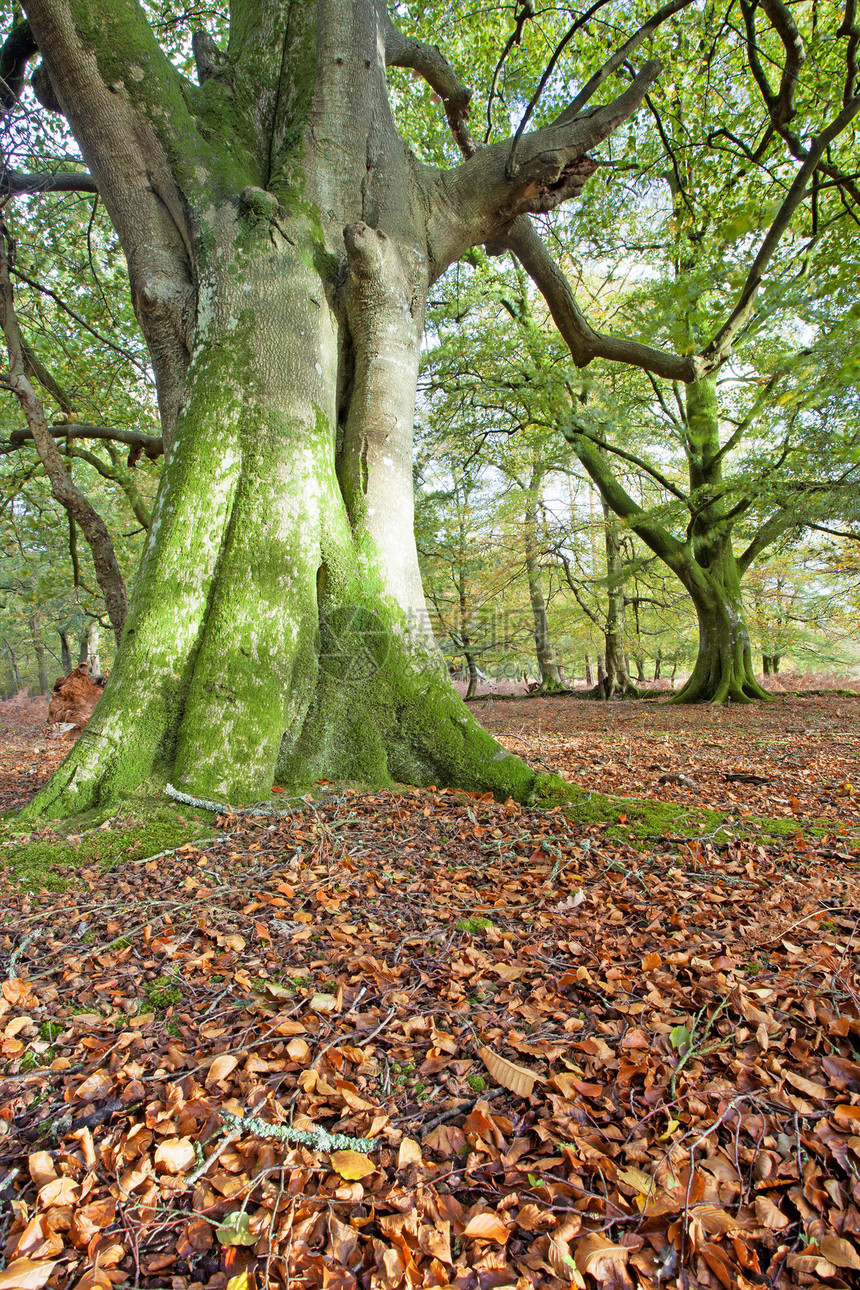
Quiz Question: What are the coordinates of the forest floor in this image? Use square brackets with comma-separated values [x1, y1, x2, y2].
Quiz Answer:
[1, 694, 860, 1290]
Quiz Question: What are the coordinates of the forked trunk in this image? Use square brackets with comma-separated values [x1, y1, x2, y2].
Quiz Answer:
[26, 213, 535, 814]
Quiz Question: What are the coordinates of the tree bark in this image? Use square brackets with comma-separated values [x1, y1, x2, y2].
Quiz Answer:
[58, 628, 72, 674]
[4, 638, 21, 692]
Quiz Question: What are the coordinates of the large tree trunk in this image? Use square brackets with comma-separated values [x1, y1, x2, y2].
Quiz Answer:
[568, 378, 771, 704]
[28, 219, 536, 813]
[18, 0, 524, 816]
[18, 0, 658, 817]
[670, 545, 770, 704]
[670, 381, 770, 704]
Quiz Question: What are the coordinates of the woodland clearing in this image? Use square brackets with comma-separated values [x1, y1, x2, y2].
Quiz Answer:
[0, 694, 859, 1289]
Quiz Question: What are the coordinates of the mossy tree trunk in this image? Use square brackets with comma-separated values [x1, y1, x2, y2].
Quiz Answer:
[565, 378, 775, 703]
[18, 0, 658, 816]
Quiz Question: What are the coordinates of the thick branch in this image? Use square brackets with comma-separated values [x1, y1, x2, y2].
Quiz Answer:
[0, 18, 37, 110]
[5, 423, 163, 458]
[0, 167, 98, 194]
[427, 61, 662, 273]
[0, 228, 127, 642]
[737, 510, 795, 573]
[64, 445, 152, 529]
[571, 424, 690, 504]
[505, 216, 704, 381]
[563, 424, 695, 587]
[21, 0, 196, 449]
[383, 9, 475, 156]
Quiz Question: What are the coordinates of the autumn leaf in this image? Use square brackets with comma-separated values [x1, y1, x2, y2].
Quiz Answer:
[820, 1235, 860, 1270]
[206, 1053, 238, 1086]
[1, 977, 37, 1006]
[154, 1137, 196, 1174]
[330, 1150, 376, 1179]
[0, 1258, 58, 1288]
[478, 1045, 545, 1097]
[574, 1234, 633, 1286]
[462, 1211, 510, 1242]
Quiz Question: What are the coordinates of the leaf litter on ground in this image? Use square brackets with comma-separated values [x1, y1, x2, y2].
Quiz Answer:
[0, 694, 859, 1289]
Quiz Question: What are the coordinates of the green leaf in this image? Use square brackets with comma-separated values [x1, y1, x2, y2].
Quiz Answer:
[670, 1024, 693, 1055]
[216, 1211, 256, 1247]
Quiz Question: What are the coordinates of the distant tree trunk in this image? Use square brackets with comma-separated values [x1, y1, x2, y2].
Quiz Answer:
[633, 654, 646, 682]
[762, 654, 772, 675]
[456, 575, 478, 700]
[584, 654, 594, 686]
[524, 465, 563, 692]
[77, 632, 88, 665]
[85, 621, 101, 678]
[600, 501, 637, 698]
[29, 616, 49, 694]
[463, 644, 479, 700]
[654, 650, 662, 681]
[773, 654, 781, 674]
[4, 639, 21, 692]
[59, 628, 72, 674]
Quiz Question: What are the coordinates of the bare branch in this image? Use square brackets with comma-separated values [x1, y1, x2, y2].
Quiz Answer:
[702, 95, 860, 365]
[9, 265, 148, 371]
[485, 0, 534, 143]
[505, 0, 615, 177]
[561, 0, 695, 120]
[838, 0, 860, 107]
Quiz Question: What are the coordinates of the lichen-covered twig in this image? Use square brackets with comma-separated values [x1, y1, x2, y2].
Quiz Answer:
[165, 782, 297, 818]
[219, 1109, 378, 1153]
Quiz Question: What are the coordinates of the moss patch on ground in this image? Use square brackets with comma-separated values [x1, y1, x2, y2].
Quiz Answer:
[0, 794, 218, 892]
[559, 786, 847, 846]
